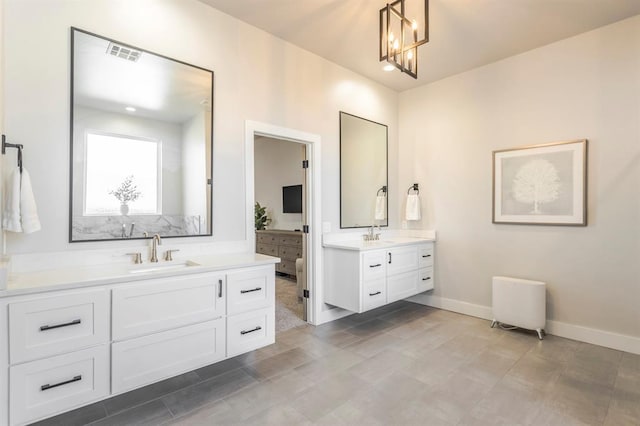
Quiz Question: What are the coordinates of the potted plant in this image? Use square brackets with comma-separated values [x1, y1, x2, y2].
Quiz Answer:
[255, 202, 271, 230]
[109, 175, 142, 215]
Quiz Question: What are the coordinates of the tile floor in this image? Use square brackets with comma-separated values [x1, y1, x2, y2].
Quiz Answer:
[33, 301, 640, 426]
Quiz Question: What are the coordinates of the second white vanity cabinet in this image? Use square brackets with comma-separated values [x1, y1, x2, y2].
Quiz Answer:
[0, 257, 277, 426]
[325, 240, 434, 313]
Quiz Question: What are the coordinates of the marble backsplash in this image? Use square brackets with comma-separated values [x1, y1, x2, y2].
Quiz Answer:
[72, 214, 205, 241]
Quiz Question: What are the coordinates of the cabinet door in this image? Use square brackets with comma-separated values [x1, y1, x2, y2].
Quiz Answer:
[227, 266, 275, 316]
[112, 319, 225, 394]
[387, 270, 419, 304]
[112, 273, 225, 341]
[387, 246, 418, 276]
[9, 289, 109, 364]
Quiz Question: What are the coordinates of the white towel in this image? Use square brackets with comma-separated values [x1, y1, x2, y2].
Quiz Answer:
[2, 168, 22, 232]
[2, 167, 41, 234]
[374, 195, 386, 220]
[405, 193, 421, 221]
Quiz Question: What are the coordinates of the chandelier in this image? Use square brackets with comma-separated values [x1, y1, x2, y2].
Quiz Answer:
[379, 0, 429, 79]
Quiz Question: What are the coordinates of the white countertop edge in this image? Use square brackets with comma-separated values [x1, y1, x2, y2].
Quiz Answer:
[323, 236, 435, 251]
[322, 229, 436, 251]
[0, 253, 280, 299]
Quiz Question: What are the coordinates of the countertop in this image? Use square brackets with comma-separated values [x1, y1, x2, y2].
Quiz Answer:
[323, 236, 435, 251]
[0, 253, 280, 298]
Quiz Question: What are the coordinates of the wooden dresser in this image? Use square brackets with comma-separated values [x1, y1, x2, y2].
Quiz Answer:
[256, 230, 303, 278]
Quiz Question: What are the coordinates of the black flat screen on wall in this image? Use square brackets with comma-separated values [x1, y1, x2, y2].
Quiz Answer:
[282, 185, 302, 213]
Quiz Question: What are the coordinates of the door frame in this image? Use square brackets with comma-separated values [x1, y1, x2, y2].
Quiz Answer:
[245, 120, 322, 325]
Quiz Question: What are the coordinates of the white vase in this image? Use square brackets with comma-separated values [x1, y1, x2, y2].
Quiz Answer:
[120, 204, 129, 216]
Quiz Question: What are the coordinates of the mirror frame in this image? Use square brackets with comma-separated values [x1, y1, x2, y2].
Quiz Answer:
[68, 27, 214, 242]
[339, 111, 389, 229]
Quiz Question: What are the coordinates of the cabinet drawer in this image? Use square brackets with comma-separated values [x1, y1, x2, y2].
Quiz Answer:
[256, 243, 278, 256]
[257, 233, 278, 245]
[276, 259, 297, 276]
[362, 278, 386, 312]
[227, 307, 275, 357]
[418, 267, 434, 292]
[9, 289, 109, 364]
[10, 345, 109, 426]
[279, 236, 302, 247]
[278, 245, 302, 260]
[112, 319, 225, 394]
[362, 250, 386, 280]
[418, 244, 434, 268]
[112, 273, 225, 341]
[227, 266, 275, 315]
[387, 245, 419, 275]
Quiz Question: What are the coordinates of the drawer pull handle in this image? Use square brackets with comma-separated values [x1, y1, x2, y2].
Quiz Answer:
[240, 287, 262, 294]
[422, 277, 431, 281]
[388, 253, 392, 264]
[240, 326, 262, 335]
[41, 375, 82, 391]
[369, 263, 382, 268]
[218, 279, 223, 298]
[422, 254, 432, 258]
[40, 319, 81, 331]
[369, 291, 382, 296]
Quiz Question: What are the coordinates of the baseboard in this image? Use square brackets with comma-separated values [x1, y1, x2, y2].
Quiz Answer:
[408, 293, 493, 320]
[316, 305, 353, 325]
[408, 293, 640, 355]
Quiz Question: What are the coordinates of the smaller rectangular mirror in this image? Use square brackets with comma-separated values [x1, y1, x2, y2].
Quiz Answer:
[340, 112, 388, 228]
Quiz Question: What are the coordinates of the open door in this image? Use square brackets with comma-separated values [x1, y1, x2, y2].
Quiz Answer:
[301, 149, 309, 321]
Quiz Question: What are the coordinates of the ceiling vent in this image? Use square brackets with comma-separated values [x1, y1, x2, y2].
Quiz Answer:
[107, 42, 141, 62]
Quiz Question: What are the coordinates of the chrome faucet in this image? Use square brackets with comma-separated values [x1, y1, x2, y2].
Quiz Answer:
[363, 224, 381, 241]
[150, 234, 162, 262]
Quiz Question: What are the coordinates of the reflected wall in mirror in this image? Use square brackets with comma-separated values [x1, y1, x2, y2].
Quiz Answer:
[70, 28, 213, 242]
[340, 112, 388, 228]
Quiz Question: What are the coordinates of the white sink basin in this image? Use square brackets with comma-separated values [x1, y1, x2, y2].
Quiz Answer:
[128, 260, 200, 274]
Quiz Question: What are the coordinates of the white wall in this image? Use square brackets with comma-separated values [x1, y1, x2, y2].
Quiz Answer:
[254, 137, 304, 231]
[400, 16, 640, 340]
[2, 0, 398, 254]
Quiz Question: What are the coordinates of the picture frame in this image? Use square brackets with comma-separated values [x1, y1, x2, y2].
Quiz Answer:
[493, 139, 588, 226]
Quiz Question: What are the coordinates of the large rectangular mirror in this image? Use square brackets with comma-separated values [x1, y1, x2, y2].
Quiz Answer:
[340, 112, 388, 228]
[70, 28, 213, 242]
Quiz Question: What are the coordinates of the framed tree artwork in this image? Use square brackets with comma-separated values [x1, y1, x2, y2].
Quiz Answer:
[492, 140, 588, 226]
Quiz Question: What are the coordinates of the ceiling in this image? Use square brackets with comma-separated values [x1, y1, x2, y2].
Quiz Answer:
[197, 0, 640, 92]
[74, 30, 212, 123]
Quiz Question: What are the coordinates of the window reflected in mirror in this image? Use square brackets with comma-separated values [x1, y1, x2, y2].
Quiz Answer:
[70, 28, 213, 242]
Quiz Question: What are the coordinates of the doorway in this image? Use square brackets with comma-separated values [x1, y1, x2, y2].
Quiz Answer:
[254, 136, 307, 330]
[244, 121, 321, 328]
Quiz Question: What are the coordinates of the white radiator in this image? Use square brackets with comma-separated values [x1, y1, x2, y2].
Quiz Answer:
[491, 276, 546, 339]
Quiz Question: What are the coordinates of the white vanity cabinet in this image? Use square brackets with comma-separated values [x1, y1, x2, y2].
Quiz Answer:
[324, 241, 434, 313]
[0, 259, 276, 426]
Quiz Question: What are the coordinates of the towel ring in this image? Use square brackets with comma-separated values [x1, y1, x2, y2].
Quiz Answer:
[377, 186, 387, 196]
[2, 134, 24, 173]
[407, 183, 419, 195]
